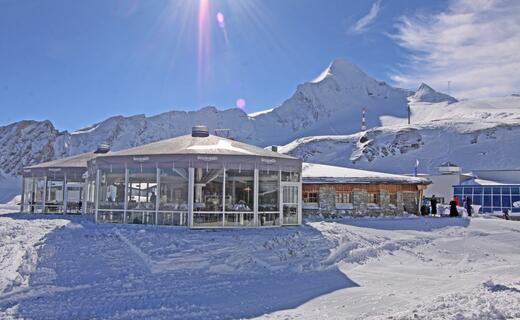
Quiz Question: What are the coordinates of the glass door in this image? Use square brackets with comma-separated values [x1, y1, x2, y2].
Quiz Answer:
[282, 184, 299, 225]
[66, 183, 83, 214]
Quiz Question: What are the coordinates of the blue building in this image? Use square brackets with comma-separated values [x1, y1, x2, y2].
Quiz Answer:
[453, 170, 520, 214]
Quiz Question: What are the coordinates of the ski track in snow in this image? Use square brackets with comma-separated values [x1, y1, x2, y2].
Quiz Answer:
[0, 212, 519, 319]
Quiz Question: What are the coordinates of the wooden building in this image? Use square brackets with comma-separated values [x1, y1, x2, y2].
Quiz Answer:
[302, 163, 430, 216]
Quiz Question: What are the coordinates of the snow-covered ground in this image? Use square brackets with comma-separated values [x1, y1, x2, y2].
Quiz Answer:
[0, 211, 519, 319]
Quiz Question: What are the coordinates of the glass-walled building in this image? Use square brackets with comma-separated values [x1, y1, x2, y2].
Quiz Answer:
[21, 151, 101, 214]
[86, 126, 302, 228]
[454, 184, 520, 214]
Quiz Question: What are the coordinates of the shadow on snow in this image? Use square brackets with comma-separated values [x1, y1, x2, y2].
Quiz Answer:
[0, 213, 357, 319]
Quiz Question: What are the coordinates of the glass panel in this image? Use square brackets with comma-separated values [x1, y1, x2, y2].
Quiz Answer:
[45, 180, 64, 213]
[193, 212, 223, 227]
[511, 187, 520, 195]
[98, 211, 124, 224]
[225, 169, 254, 212]
[259, 170, 279, 212]
[472, 195, 482, 205]
[473, 187, 482, 195]
[282, 185, 299, 225]
[483, 196, 492, 206]
[512, 196, 520, 209]
[99, 168, 125, 210]
[484, 187, 492, 195]
[453, 187, 463, 194]
[463, 187, 473, 195]
[23, 177, 34, 212]
[282, 171, 300, 182]
[502, 195, 511, 208]
[127, 168, 157, 211]
[66, 184, 83, 214]
[194, 168, 224, 212]
[86, 179, 96, 214]
[224, 213, 255, 227]
[159, 168, 189, 211]
[501, 187, 511, 194]
[492, 187, 501, 195]
[258, 212, 279, 226]
[492, 196, 501, 207]
[157, 212, 186, 226]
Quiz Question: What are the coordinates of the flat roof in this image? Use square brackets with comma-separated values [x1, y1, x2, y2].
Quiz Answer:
[302, 162, 430, 185]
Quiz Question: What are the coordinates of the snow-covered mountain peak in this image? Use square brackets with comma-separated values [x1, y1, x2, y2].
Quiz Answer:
[410, 83, 457, 104]
[311, 58, 374, 86]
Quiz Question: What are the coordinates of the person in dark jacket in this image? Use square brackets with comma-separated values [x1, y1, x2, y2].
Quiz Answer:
[466, 196, 473, 216]
[430, 195, 438, 216]
[449, 200, 459, 217]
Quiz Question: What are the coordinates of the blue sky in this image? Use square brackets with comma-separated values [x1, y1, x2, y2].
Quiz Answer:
[1, 0, 518, 131]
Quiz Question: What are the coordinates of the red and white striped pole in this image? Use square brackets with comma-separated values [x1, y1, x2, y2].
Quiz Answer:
[361, 107, 367, 131]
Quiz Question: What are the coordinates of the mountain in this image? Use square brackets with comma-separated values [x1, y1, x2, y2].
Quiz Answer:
[410, 83, 457, 104]
[0, 58, 503, 202]
[278, 95, 520, 174]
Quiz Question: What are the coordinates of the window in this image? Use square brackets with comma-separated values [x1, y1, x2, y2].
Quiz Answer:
[98, 168, 125, 210]
[158, 168, 189, 211]
[335, 191, 351, 203]
[127, 167, 157, 212]
[194, 168, 224, 212]
[281, 171, 300, 182]
[225, 169, 254, 212]
[368, 192, 380, 204]
[258, 170, 279, 212]
[303, 191, 318, 203]
[389, 193, 397, 205]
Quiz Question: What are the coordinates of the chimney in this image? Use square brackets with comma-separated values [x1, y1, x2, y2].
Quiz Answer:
[192, 125, 209, 137]
[95, 143, 111, 154]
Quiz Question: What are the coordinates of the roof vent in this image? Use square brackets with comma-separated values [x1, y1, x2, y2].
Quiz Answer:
[192, 125, 209, 137]
[271, 145, 278, 152]
[95, 143, 111, 154]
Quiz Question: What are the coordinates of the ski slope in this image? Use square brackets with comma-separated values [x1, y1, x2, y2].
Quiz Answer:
[0, 210, 519, 319]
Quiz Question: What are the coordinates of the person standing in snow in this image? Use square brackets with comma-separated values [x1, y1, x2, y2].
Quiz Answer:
[449, 200, 459, 217]
[430, 195, 438, 216]
[454, 195, 460, 206]
[466, 196, 473, 217]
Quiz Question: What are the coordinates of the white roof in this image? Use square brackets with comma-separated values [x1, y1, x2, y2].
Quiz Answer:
[302, 162, 429, 184]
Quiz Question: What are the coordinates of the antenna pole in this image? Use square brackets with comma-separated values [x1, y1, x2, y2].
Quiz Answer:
[361, 107, 367, 131]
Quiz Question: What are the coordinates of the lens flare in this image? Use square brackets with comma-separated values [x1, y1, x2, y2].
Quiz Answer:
[216, 12, 225, 28]
[197, 0, 211, 88]
[236, 98, 246, 109]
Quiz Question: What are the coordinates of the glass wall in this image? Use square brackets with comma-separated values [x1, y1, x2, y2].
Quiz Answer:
[98, 168, 125, 223]
[158, 167, 189, 226]
[258, 170, 279, 226]
[225, 169, 255, 227]
[282, 185, 299, 225]
[22, 177, 35, 212]
[193, 168, 224, 227]
[126, 167, 157, 224]
[454, 185, 520, 213]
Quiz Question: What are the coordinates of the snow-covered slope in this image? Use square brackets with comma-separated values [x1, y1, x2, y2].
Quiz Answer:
[0, 59, 422, 200]
[280, 95, 520, 174]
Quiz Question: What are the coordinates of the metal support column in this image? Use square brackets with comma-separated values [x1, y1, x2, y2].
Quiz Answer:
[155, 166, 160, 225]
[63, 173, 68, 214]
[123, 167, 128, 224]
[187, 167, 194, 228]
[95, 169, 100, 223]
[222, 167, 226, 227]
[253, 168, 259, 226]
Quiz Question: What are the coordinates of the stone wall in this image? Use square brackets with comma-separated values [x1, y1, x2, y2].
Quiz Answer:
[303, 185, 420, 217]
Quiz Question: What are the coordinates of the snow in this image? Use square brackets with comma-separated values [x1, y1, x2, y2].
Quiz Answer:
[0, 209, 519, 319]
[281, 96, 520, 175]
[302, 162, 428, 184]
[248, 108, 275, 117]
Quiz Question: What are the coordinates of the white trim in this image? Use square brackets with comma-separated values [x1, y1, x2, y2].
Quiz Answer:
[63, 173, 68, 214]
[95, 169, 100, 223]
[222, 167, 226, 227]
[155, 166, 160, 225]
